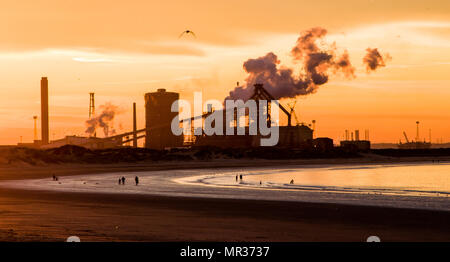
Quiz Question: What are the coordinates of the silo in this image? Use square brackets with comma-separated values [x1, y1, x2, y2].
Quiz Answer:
[144, 89, 182, 150]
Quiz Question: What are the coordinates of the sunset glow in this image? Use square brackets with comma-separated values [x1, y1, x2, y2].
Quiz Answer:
[1, 0, 449, 144]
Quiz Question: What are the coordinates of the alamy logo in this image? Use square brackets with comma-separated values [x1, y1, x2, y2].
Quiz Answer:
[170, 92, 280, 146]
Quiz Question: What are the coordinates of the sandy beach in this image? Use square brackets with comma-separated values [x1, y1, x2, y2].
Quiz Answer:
[0, 158, 449, 242]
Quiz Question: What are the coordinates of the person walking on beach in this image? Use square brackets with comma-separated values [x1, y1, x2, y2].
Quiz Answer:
[121, 177, 126, 185]
[118, 178, 122, 185]
[135, 176, 139, 186]
[239, 174, 243, 180]
[236, 175, 238, 182]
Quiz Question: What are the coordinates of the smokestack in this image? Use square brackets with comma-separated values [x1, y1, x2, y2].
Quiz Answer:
[89, 93, 96, 137]
[89, 93, 95, 118]
[33, 116, 38, 141]
[312, 120, 316, 138]
[429, 128, 431, 144]
[364, 129, 369, 141]
[416, 121, 420, 142]
[41, 77, 49, 145]
[133, 102, 137, 148]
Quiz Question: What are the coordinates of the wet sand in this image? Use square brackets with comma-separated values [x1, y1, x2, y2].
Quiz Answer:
[0, 159, 449, 241]
[1, 187, 449, 241]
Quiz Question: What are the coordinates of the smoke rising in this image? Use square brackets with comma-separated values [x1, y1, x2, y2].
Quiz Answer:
[227, 27, 385, 101]
[363, 48, 391, 73]
[85, 103, 120, 137]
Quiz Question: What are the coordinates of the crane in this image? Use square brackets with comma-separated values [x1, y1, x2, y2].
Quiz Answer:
[250, 84, 292, 126]
[287, 100, 300, 126]
[403, 131, 410, 143]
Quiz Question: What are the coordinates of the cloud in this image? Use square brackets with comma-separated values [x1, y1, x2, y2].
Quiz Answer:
[330, 21, 450, 48]
[72, 57, 115, 63]
[121, 43, 206, 56]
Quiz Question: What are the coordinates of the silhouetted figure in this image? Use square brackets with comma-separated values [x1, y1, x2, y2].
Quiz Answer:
[52, 175, 56, 181]
[239, 175, 243, 180]
[135, 176, 139, 186]
[235, 175, 238, 182]
[118, 178, 122, 185]
[55, 176, 59, 181]
[290, 179, 294, 184]
[121, 177, 125, 185]
[260, 181, 262, 185]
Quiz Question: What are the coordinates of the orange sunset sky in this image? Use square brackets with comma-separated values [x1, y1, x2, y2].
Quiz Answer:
[0, 0, 449, 145]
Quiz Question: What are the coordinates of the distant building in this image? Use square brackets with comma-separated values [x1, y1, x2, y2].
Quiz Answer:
[39, 136, 121, 150]
[277, 125, 313, 148]
[195, 134, 258, 148]
[17, 140, 42, 149]
[398, 141, 431, 149]
[194, 125, 314, 148]
[313, 137, 334, 152]
[340, 140, 371, 151]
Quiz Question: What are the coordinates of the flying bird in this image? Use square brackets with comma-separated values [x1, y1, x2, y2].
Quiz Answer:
[179, 30, 196, 38]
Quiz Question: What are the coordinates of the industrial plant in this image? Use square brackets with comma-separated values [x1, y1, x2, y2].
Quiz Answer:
[340, 129, 371, 151]
[18, 77, 377, 152]
[398, 121, 432, 149]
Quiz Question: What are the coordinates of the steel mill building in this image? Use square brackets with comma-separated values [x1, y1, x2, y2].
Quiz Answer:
[20, 77, 327, 150]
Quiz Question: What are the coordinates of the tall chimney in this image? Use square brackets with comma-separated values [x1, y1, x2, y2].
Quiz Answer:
[33, 116, 38, 141]
[429, 129, 431, 144]
[312, 120, 316, 139]
[41, 77, 49, 145]
[133, 102, 137, 148]
[416, 121, 420, 142]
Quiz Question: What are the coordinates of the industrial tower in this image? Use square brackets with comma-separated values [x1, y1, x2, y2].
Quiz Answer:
[41, 77, 49, 145]
[89, 93, 95, 118]
[133, 102, 137, 148]
[33, 116, 38, 141]
[89, 93, 96, 137]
